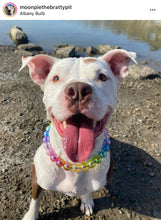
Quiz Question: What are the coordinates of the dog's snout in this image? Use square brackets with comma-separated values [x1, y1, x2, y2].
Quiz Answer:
[65, 82, 92, 103]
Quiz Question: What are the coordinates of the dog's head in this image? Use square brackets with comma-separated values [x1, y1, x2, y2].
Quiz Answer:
[20, 49, 136, 162]
[6, 6, 14, 15]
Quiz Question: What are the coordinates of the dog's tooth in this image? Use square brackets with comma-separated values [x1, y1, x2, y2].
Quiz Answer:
[93, 121, 97, 128]
[63, 121, 67, 129]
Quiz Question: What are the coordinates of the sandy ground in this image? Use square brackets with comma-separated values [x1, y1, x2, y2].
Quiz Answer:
[0, 45, 161, 220]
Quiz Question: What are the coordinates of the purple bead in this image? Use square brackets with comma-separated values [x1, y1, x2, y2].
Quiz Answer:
[45, 136, 50, 142]
[104, 130, 110, 139]
[43, 137, 46, 143]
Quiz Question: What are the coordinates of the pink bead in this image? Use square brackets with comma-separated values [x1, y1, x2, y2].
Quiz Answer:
[46, 149, 50, 156]
[50, 154, 57, 162]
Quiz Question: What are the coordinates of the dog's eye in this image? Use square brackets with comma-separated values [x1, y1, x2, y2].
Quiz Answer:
[53, 75, 59, 83]
[98, 73, 108, 82]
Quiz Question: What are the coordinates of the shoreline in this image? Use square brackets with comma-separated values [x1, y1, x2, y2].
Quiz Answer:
[1, 42, 161, 74]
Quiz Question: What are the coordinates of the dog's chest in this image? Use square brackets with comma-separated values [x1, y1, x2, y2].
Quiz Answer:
[55, 169, 105, 196]
[34, 145, 110, 196]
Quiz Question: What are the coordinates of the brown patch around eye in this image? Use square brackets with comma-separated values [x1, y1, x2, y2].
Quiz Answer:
[83, 58, 97, 64]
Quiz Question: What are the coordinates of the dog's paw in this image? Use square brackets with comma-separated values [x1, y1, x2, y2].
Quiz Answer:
[80, 193, 94, 216]
[22, 211, 39, 220]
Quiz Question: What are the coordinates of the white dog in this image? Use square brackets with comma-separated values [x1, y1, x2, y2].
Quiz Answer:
[20, 49, 136, 220]
[5, 5, 15, 15]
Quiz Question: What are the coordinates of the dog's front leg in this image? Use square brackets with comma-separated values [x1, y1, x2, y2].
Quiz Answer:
[23, 165, 43, 220]
[80, 193, 94, 216]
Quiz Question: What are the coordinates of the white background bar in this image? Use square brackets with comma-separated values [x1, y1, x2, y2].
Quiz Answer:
[0, 0, 161, 20]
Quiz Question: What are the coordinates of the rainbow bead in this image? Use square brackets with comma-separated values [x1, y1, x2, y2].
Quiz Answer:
[50, 154, 57, 162]
[56, 158, 65, 167]
[64, 163, 72, 170]
[43, 123, 110, 173]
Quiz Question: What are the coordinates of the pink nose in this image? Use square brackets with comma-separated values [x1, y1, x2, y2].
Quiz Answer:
[64, 82, 93, 104]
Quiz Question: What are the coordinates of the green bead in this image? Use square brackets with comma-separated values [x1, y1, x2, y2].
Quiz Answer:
[93, 155, 102, 164]
[88, 160, 96, 168]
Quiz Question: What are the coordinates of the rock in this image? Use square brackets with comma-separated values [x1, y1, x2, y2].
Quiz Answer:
[86, 46, 99, 55]
[17, 43, 43, 51]
[97, 44, 120, 54]
[75, 46, 85, 53]
[149, 172, 155, 177]
[139, 60, 148, 65]
[74, 46, 86, 57]
[9, 26, 28, 45]
[56, 44, 72, 49]
[128, 64, 156, 79]
[54, 45, 75, 58]
[14, 49, 33, 56]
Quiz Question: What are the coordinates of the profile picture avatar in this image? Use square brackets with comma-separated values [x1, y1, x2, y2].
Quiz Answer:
[3, 2, 17, 16]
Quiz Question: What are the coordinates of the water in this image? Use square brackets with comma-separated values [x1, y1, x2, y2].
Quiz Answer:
[1, 20, 161, 71]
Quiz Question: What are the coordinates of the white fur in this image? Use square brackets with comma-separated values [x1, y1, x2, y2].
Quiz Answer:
[43, 57, 118, 122]
[22, 196, 42, 220]
[21, 49, 136, 219]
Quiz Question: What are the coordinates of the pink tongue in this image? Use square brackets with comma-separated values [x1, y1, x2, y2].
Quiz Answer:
[63, 116, 94, 162]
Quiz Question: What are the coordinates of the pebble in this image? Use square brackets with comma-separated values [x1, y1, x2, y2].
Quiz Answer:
[125, 210, 132, 218]
[149, 172, 155, 177]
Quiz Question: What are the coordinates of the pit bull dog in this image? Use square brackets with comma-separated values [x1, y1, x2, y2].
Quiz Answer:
[20, 49, 136, 220]
[5, 5, 15, 15]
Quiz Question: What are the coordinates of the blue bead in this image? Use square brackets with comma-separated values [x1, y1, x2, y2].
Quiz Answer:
[73, 166, 76, 170]
[103, 144, 109, 152]
[99, 152, 103, 158]
[46, 126, 50, 132]
[102, 151, 107, 157]
[99, 151, 107, 158]
[103, 139, 108, 145]
[43, 131, 49, 137]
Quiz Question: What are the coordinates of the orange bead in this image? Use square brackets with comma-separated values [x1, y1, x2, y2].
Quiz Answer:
[56, 158, 65, 167]
[64, 162, 72, 171]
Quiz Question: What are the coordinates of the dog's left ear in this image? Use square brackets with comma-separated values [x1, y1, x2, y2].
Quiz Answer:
[19, 55, 56, 86]
[102, 49, 137, 81]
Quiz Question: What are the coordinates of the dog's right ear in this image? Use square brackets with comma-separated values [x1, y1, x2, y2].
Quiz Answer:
[19, 55, 56, 86]
[102, 49, 137, 81]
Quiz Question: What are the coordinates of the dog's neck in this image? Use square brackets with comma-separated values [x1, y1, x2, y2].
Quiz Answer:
[43, 123, 110, 172]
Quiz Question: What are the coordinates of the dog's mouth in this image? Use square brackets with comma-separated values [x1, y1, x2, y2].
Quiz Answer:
[52, 113, 109, 162]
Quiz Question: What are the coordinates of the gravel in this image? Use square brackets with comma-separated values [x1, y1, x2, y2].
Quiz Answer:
[0, 45, 161, 220]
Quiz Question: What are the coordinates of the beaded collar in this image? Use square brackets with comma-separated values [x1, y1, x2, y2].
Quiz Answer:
[43, 123, 110, 173]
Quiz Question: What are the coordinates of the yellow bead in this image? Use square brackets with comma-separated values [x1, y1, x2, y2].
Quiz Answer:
[72, 164, 81, 173]
[81, 162, 89, 172]
[88, 160, 96, 168]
